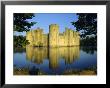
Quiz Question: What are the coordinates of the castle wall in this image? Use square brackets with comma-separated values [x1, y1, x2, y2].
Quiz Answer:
[33, 28, 43, 46]
[64, 28, 74, 46]
[26, 31, 33, 46]
[43, 34, 48, 46]
[59, 34, 65, 46]
[49, 24, 59, 47]
[73, 32, 80, 46]
[26, 24, 80, 47]
[69, 29, 74, 46]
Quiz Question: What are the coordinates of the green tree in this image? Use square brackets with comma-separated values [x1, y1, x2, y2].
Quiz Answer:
[80, 36, 96, 46]
[14, 13, 36, 47]
[14, 36, 30, 48]
[71, 13, 97, 46]
[14, 13, 36, 32]
[71, 13, 97, 38]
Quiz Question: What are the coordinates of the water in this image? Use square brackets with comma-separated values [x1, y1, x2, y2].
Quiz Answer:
[13, 46, 97, 75]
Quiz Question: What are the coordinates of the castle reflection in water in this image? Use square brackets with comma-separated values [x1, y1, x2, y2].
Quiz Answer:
[26, 46, 80, 69]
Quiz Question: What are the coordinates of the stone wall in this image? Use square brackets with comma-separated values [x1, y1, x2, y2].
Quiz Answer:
[59, 33, 65, 46]
[26, 31, 33, 46]
[49, 24, 59, 47]
[43, 34, 48, 47]
[26, 24, 80, 47]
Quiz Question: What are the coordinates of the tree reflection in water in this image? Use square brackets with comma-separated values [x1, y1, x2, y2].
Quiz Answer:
[80, 46, 97, 54]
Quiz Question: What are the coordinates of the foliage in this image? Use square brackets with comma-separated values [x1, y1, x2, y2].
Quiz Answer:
[14, 13, 36, 32]
[80, 36, 97, 46]
[80, 46, 97, 54]
[71, 13, 97, 46]
[71, 13, 97, 38]
[14, 36, 30, 48]
[14, 13, 36, 47]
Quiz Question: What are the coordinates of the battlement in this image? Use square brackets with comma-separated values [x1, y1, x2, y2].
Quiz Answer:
[50, 24, 59, 26]
[49, 24, 59, 31]
[33, 28, 43, 33]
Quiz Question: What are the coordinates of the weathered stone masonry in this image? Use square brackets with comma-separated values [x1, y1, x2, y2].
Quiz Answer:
[26, 24, 80, 47]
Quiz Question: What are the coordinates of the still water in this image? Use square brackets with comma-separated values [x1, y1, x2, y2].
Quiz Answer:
[13, 46, 97, 75]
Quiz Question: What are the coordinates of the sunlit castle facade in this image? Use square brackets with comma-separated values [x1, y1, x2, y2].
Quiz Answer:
[26, 24, 80, 47]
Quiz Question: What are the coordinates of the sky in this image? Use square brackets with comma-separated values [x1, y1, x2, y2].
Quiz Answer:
[14, 13, 78, 36]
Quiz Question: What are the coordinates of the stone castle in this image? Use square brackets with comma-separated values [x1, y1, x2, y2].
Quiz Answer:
[26, 24, 80, 47]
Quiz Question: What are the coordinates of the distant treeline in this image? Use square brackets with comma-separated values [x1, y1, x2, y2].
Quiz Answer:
[80, 36, 97, 46]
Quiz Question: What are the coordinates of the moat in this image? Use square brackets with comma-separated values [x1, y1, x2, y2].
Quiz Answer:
[13, 46, 97, 75]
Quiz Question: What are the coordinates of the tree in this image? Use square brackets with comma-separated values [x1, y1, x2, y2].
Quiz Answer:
[13, 13, 36, 48]
[80, 36, 96, 46]
[71, 13, 97, 46]
[14, 36, 30, 48]
[14, 13, 36, 32]
[71, 13, 97, 38]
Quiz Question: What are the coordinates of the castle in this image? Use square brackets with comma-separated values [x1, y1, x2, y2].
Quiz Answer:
[26, 24, 80, 47]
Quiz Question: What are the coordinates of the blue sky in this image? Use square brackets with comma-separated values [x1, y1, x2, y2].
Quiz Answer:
[14, 13, 78, 36]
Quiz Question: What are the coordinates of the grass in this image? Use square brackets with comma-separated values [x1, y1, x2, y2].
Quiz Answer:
[14, 68, 29, 75]
[63, 66, 97, 75]
[14, 66, 97, 75]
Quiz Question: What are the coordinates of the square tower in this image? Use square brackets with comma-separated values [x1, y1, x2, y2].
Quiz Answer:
[49, 24, 59, 47]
